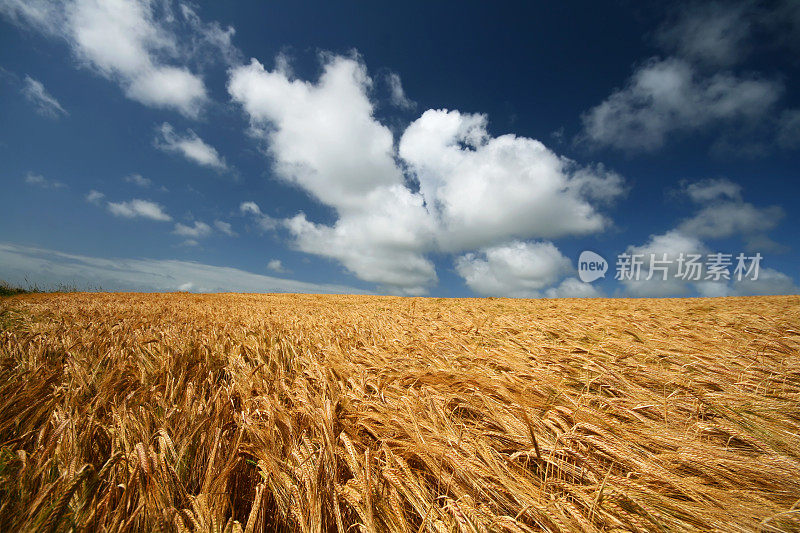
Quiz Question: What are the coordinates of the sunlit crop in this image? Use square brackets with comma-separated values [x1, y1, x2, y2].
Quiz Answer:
[1, 293, 799, 532]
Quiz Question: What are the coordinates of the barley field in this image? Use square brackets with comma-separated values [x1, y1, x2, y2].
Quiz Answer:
[0, 293, 799, 532]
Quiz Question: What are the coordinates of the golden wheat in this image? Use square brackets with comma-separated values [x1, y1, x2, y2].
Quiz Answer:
[0, 293, 799, 532]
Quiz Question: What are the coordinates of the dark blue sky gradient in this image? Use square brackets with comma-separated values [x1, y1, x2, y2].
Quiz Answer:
[1, 1, 797, 296]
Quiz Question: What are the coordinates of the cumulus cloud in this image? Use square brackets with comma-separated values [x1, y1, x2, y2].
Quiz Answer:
[106, 199, 171, 221]
[155, 122, 228, 170]
[229, 54, 623, 295]
[230, 56, 408, 209]
[24, 172, 65, 189]
[400, 109, 625, 251]
[455, 241, 574, 298]
[283, 201, 437, 295]
[0, 242, 368, 294]
[229, 56, 440, 294]
[0, 0, 227, 117]
[21, 75, 67, 117]
[173, 220, 212, 238]
[582, 58, 781, 152]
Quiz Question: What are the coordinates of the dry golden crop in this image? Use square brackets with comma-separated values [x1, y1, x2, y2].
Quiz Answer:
[0, 293, 799, 532]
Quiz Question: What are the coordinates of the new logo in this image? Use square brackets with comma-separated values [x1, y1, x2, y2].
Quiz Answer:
[578, 251, 607, 283]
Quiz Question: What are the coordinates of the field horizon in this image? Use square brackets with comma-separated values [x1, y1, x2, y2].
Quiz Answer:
[1, 293, 799, 532]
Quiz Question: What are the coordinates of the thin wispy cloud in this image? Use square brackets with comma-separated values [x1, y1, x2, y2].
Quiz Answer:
[85, 190, 105, 204]
[267, 259, 287, 273]
[620, 179, 794, 296]
[581, 58, 781, 152]
[173, 220, 212, 238]
[124, 174, 151, 188]
[214, 220, 236, 236]
[24, 172, 65, 188]
[239, 201, 277, 231]
[0, 242, 368, 294]
[21, 75, 67, 118]
[106, 199, 171, 221]
[385, 72, 415, 110]
[154, 122, 228, 171]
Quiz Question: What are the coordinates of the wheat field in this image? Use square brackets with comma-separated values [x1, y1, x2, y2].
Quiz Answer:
[0, 293, 799, 532]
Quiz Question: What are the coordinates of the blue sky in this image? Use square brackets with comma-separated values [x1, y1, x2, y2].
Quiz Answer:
[1, 0, 798, 297]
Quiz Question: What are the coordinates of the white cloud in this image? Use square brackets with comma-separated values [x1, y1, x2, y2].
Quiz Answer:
[66, 0, 207, 117]
[683, 178, 742, 203]
[24, 172, 65, 188]
[85, 189, 104, 204]
[723, 267, 799, 296]
[229, 54, 623, 295]
[124, 173, 151, 187]
[656, 2, 752, 67]
[155, 122, 227, 170]
[621, 230, 710, 297]
[677, 202, 784, 249]
[239, 201, 277, 231]
[229, 56, 407, 209]
[228, 52, 437, 292]
[106, 199, 171, 221]
[400, 109, 624, 251]
[386, 72, 415, 109]
[0, 0, 221, 117]
[126, 66, 206, 114]
[173, 220, 211, 238]
[545, 277, 603, 298]
[691, 266, 799, 297]
[582, 58, 782, 152]
[178, 3, 240, 66]
[21, 75, 67, 117]
[454, 241, 573, 298]
[239, 201, 261, 216]
[214, 220, 236, 236]
[283, 198, 437, 295]
[267, 259, 286, 273]
[0, 242, 369, 294]
[620, 180, 795, 297]
[0, 0, 60, 34]
[25, 173, 45, 186]
[672, 178, 785, 251]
